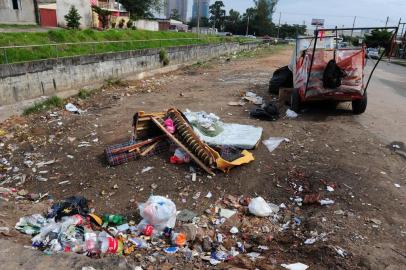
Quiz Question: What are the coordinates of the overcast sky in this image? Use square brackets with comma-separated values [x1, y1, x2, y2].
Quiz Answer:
[188, 0, 406, 29]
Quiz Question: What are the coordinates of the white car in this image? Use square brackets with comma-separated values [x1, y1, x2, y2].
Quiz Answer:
[366, 48, 379, 59]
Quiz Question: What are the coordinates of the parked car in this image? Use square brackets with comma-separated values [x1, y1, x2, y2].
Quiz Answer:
[366, 48, 379, 59]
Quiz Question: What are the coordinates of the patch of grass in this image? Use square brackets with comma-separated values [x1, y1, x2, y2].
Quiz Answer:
[23, 96, 64, 115]
[0, 29, 257, 64]
[235, 44, 292, 59]
[78, 89, 92, 99]
[0, 24, 39, 29]
[105, 78, 127, 87]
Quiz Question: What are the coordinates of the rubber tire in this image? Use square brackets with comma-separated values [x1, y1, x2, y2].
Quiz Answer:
[352, 92, 368, 114]
[290, 88, 301, 113]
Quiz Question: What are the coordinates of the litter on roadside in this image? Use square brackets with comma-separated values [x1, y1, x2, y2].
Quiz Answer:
[65, 103, 84, 114]
[281, 262, 309, 270]
[286, 109, 298, 118]
[105, 108, 260, 174]
[262, 137, 289, 152]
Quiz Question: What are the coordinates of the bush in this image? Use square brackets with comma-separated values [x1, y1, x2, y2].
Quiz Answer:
[159, 49, 170, 66]
[126, 19, 133, 29]
[131, 26, 137, 30]
[111, 22, 116, 28]
[78, 89, 92, 99]
[64, 5, 81, 29]
[118, 19, 125, 29]
[91, 5, 112, 29]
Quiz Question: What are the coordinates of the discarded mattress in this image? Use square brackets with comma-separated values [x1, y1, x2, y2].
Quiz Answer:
[184, 111, 263, 149]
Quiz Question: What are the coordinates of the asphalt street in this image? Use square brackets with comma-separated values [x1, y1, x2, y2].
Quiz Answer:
[356, 61, 406, 144]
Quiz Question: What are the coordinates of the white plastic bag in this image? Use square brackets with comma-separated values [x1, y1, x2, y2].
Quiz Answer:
[286, 109, 298, 118]
[138, 196, 177, 231]
[248, 197, 273, 217]
[262, 137, 288, 152]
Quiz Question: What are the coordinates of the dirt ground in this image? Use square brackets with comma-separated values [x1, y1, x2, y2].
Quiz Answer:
[0, 46, 405, 270]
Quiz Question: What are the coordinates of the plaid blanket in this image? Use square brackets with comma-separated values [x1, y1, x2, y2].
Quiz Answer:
[105, 139, 170, 166]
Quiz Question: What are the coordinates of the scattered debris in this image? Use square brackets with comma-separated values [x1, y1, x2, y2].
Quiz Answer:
[281, 262, 309, 270]
[248, 197, 275, 217]
[286, 109, 298, 118]
[320, 199, 335, 206]
[263, 137, 289, 153]
[141, 167, 154, 173]
[219, 208, 236, 219]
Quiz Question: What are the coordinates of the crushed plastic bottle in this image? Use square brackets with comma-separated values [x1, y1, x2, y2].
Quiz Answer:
[84, 229, 99, 253]
[98, 231, 123, 255]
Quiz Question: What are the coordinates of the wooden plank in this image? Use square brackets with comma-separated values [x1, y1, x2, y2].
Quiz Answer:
[151, 117, 215, 175]
[110, 136, 165, 155]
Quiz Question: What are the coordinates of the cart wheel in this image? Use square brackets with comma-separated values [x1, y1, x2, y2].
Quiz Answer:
[352, 92, 368, 114]
[290, 88, 301, 113]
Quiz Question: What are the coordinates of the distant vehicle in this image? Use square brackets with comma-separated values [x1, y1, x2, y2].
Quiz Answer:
[245, 35, 256, 39]
[366, 48, 379, 59]
[338, 42, 348, 48]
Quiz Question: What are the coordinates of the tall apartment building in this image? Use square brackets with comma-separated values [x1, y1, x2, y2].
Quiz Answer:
[192, 0, 210, 19]
[165, 0, 188, 22]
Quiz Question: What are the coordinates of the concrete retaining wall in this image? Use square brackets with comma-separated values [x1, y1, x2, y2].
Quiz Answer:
[0, 42, 259, 106]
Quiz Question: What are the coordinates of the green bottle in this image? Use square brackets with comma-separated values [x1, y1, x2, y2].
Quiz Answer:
[102, 214, 124, 225]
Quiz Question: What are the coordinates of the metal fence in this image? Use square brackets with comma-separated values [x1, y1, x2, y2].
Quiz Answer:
[0, 37, 256, 65]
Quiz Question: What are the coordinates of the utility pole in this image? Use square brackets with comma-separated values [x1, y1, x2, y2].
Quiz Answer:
[197, 0, 200, 37]
[246, 15, 250, 36]
[277, 12, 281, 39]
[385, 16, 389, 27]
[350, 16, 356, 38]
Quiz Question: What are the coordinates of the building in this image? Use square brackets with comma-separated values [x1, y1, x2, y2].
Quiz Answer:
[165, 0, 187, 22]
[192, 0, 209, 19]
[0, 0, 37, 24]
[56, 0, 128, 28]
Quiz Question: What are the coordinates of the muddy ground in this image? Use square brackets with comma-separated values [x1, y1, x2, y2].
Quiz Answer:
[0, 46, 405, 270]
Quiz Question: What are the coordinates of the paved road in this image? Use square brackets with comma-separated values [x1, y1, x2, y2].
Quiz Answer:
[356, 61, 406, 144]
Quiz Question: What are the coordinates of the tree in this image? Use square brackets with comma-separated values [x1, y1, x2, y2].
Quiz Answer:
[119, 0, 162, 19]
[209, 1, 226, 31]
[242, 7, 257, 35]
[278, 24, 306, 39]
[267, 0, 278, 21]
[224, 9, 241, 34]
[64, 5, 81, 29]
[92, 5, 113, 29]
[364, 29, 392, 49]
[170, 9, 181, 21]
[188, 17, 210, 28]
[252, 0, 273, 36]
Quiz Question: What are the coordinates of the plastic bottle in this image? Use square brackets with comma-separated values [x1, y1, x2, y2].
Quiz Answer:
[98, 232, 123, 255]
[171, 232, 187, 247]
[84, 229, 99, 253]
[102, 214, 124, 225]
[61, 214, 85, 227]
[128, 237, 150, 249]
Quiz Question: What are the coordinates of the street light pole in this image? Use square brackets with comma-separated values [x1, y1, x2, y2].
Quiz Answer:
[197, 0, 200, 37]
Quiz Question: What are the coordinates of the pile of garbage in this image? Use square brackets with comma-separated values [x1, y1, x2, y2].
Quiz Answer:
[15, 195, 181, 256]
[106, 108, 262, 175]
[15, 193, 331, 268]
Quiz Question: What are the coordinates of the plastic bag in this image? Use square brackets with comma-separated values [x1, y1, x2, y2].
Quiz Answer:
[138, 196, 177, 231]
[248, 197, 273, 217]
[262, 137, 288, 152]
[15, 214, 48, 235]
